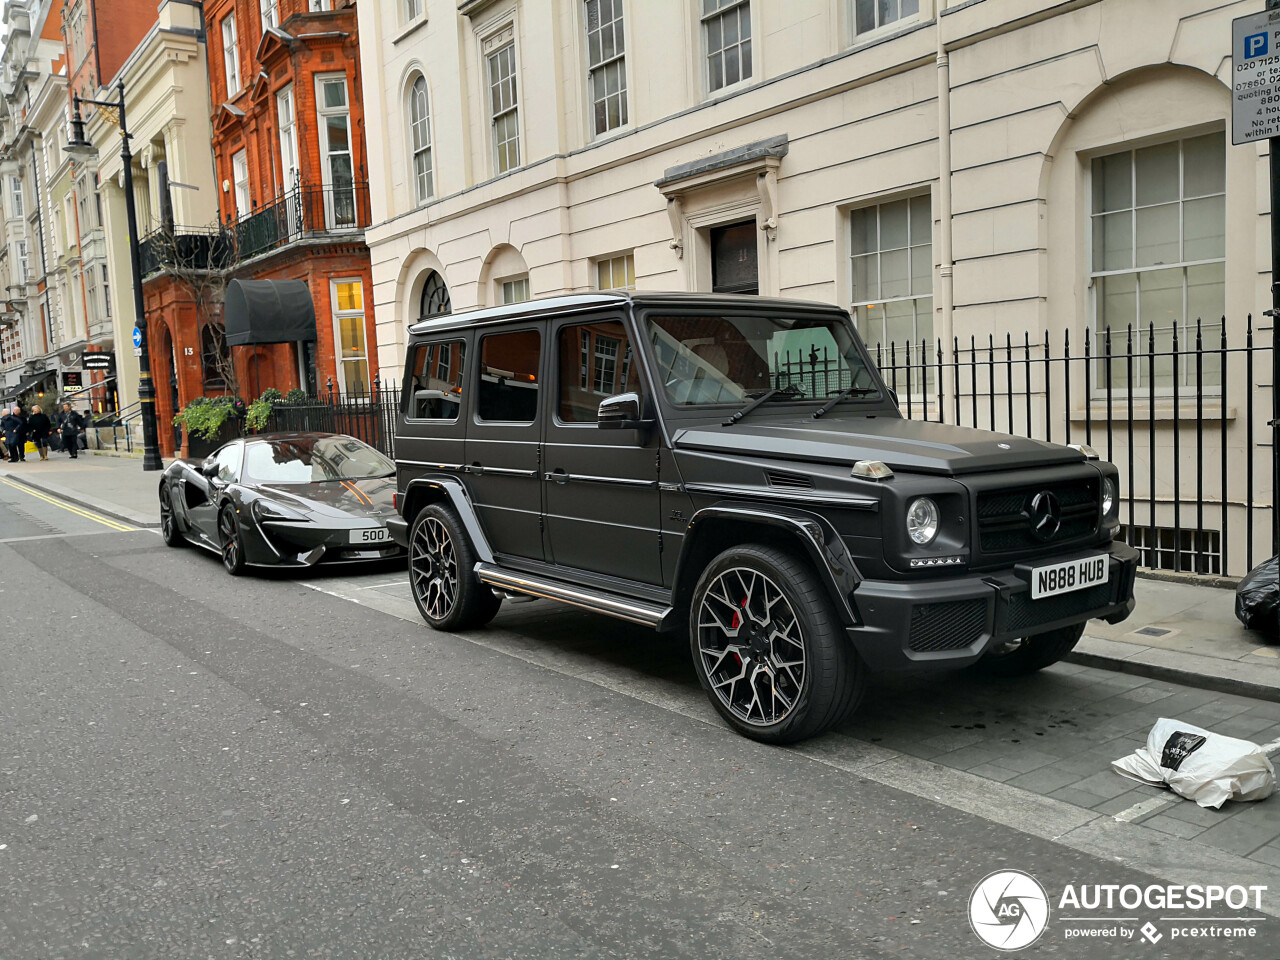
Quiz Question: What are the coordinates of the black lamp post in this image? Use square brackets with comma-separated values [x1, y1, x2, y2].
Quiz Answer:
[67, 82, 163, 471]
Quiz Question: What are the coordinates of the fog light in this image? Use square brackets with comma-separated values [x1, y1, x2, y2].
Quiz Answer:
[906, 497, 939, 545]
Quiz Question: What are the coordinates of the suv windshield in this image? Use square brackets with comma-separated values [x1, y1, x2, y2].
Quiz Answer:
[242, 436, 394, 484]
[646, 313, 880, 407]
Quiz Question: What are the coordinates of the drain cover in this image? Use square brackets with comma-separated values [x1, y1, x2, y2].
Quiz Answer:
[1134, 626, 1172, 638]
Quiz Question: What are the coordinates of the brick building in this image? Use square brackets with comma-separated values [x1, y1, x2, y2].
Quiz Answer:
[205, 0, 376, 399]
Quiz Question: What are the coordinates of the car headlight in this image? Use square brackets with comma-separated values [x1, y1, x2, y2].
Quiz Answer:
[1102, 478, 1117, 517]
[906, 497, 939, 545]
[254, 500, 309, 522]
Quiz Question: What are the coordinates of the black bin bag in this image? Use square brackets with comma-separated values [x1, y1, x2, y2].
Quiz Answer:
[1236, 556, 1279, 638]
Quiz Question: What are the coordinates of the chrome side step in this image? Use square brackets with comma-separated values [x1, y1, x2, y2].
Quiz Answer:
[475, 563, 671, 627]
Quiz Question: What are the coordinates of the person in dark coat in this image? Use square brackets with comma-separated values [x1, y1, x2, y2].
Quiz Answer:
[13, 401, 26, 461]
[2, 404, 24, 463]
[26, 404, 51, 460]
[58, 403, 84, 460]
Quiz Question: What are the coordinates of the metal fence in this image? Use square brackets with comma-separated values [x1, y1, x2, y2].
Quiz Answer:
[869, 317, 1278, 579]
[266, 377, 400, 459]
[228, 180, 372, 262]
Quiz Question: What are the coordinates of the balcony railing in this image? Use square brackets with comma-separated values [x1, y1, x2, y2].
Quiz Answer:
[226, 180, 371, 263]
[138, 228, 233, 278]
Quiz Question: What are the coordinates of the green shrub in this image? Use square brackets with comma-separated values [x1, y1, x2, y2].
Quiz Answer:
[283, 388, 307, 404]
[246, 388, 283, 432]
[174, 395, 240, 441]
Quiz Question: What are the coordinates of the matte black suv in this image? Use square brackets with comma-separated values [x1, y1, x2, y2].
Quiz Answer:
[390, 292, 1137, 743]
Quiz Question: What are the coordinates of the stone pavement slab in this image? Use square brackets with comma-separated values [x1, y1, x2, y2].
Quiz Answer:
[0, 453, 165, 527]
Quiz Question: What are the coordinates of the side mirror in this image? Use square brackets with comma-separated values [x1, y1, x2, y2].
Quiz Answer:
[597, 392, 651, 431]
[201, 458, 221, 478]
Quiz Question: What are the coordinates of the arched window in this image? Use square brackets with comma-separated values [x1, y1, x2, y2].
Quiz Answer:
[418, 270, 451, 320]
[201, 323, 229, 389]
[409, 75, 432, 205]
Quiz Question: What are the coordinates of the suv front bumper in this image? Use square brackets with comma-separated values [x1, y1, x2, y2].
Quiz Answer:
[846, 540, 1138, 672]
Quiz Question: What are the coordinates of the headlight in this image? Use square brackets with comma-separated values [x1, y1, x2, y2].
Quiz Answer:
[906, 497, 939, 545]
[254, 499, 309, 522]
[1102, 478, 1117, 517]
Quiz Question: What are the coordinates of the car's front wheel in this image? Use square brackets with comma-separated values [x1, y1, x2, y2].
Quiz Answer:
[409, 504, 501, 630]
[218, 505, 246, 576]
[973, 622, 1085, 676]
[690, 544, 865, 744]
[159, 482, 184, 548]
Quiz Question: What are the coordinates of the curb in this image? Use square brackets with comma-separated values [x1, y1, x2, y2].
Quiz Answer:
[1067, 637, 1280, 703]
[0, 469, 160, 529]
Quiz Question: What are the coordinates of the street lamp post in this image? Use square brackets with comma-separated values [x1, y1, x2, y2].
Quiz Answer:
[67, 82, 163, 471]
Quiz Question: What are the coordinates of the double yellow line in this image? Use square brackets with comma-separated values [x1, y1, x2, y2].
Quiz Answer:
[0, 477, 138, 532]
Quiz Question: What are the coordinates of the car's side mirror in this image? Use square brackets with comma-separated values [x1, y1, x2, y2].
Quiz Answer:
[598, 392, 652, 431]
[201, 459, 221, 479]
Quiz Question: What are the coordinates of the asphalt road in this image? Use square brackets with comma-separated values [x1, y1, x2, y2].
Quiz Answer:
[0, 476, 1276, 959]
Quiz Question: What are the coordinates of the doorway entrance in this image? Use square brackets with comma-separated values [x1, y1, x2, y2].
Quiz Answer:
[710, 220, 758, 295]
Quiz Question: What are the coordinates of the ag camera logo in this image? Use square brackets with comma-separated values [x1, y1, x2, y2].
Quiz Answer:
[969, 870, 1050, 951]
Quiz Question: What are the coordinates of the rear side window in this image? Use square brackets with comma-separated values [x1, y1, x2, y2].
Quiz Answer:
[557, 319, 639, 423]
[477, 329, 541, 423]
[405, 340, 465, 420]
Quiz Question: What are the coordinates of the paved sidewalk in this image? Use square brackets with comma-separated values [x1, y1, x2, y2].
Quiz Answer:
[1, 450, 1276, 697]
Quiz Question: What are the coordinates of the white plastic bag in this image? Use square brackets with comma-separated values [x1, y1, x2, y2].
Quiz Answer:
[1112, 717, 1275, 809]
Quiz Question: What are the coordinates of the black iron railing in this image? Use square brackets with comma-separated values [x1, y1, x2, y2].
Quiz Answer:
[266, 376, 400, 459]
[227, 180, 372, 262]
[868, 317, 1277, 579]
[138, 228, 233, 278]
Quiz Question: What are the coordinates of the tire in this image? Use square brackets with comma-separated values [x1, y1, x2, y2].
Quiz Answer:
[159, 482, 184, 548]
[409, 504, 501, 630]
[973, 622, 1085, 677]
[689, 544, 865, 744]
[218, 504, 246, 576]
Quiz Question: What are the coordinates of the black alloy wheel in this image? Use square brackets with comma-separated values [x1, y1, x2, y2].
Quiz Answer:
[159, 483, 184, 548]
[973, 622, 1085, 677]
[219, 505, 246, 576]
[408, 504, 501, 630]
[690, 544, 865, 744]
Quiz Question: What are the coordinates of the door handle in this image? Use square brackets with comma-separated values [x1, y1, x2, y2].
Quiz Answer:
[549, 469, 569, 484]
[468, 462, 484, 476]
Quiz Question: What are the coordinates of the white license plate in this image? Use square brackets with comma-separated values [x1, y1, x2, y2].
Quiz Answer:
[1030, 554, 1108, 599]
[349, 526, 390, 545]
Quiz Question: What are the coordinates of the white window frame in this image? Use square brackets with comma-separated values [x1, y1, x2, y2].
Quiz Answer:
[595, 253, 635, 290]
[404, 0, 423, 22]
[84, 265, 98, 326]
[101, 264, 111, 318]
[277, 84, 299, 192]
[848, 193, 934, 363]
[500, 276, 530, 304]
[308, 0, 333, 10]
[850, 0, 920, 40]
[701, 0, 752, 95]
[260, 0, 279, 31]
[10, 177, 23, 218]
[331, 278, 369, 397]
[15, 239, 29, 283]
[408, 74, 433, 205]
[315, 73, 356, 229]
[585, 0, 628, 137]
[484, 30, 521, 175]
[232, 149, 250, 218]
[222, 13, 241, 97]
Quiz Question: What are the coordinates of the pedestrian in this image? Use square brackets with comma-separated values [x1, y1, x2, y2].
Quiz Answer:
[58, 403, 84, 460]
[26, 404, 51, 461]
[1, 404, 24, 463]
[13, 400, 26, 461]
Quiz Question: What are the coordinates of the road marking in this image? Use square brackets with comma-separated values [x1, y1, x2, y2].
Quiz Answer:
[0, 477, 136, 532]
[0, 530, 140, 544]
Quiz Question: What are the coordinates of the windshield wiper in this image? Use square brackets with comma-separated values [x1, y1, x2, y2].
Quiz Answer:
[721, 385, 802, 427]
[811, 386, 879, 419]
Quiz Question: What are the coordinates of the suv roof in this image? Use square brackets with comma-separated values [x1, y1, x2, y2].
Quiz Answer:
[406, 291, 848, 337]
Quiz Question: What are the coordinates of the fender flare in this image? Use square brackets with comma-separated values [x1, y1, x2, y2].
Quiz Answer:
[401, 475, 495, 564]
[675, 503, 863, 626]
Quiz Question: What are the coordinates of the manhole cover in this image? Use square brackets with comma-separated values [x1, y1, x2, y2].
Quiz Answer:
[1134, 626, 1172, 638]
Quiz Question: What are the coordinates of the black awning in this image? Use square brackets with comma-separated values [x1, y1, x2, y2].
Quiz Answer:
[1, 369, 55, 403]
[224, 278, 317, 346]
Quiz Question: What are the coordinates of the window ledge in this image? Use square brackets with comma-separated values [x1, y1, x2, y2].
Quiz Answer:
[1068, 401, 1236, 423]
[393, 16, 428, 45]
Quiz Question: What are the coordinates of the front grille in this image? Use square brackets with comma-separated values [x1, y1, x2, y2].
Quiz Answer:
[1003, 582, 1113, 635]
[908, 598, 988, 652]
[977, 478, 1099, 556]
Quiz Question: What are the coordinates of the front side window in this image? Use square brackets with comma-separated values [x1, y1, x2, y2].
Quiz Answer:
[213, 442, 243, 483]
[409, 75, 433, 204]
[1091, 131, 1225, 389]
[586, 0, 627, 135]
[487, 41, 520, 174]
[852, 0, 919, 37]
[703, 0, 751, 93]
[559, 320, 639, 422]
[260, 0, 278, 30]
[232, 149, 250, 218]
[647, 313, 879, 407]
[477, 329, 541, 422]
[850, 195, 933, 356]
[222, 13, 240, 96]
[332, 280, 368, 395]
[406, 340, 465, 419]
[501, 276, 530, 304]
[243, 436, 393, 484]
[596, 253, 635, 290]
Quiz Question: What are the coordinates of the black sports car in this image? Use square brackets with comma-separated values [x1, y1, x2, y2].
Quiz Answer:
[158, 431, 405, 574]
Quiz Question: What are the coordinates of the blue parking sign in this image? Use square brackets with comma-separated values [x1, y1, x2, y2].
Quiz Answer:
[1246, 31, 1268, 59]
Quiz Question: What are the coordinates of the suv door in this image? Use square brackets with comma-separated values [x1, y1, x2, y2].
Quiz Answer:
[466, 325, 545, 560]
[542, 313, 662, 585]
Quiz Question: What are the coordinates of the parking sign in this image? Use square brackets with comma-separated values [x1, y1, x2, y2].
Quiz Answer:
[1233, 9, 1280, 144]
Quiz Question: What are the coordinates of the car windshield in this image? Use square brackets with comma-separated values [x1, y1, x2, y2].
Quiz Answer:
[242, 436, 394, 484]
[646, 313, 880, 406]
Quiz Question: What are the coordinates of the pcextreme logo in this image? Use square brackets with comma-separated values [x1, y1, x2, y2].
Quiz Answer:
[968, 870, 1268, 950]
